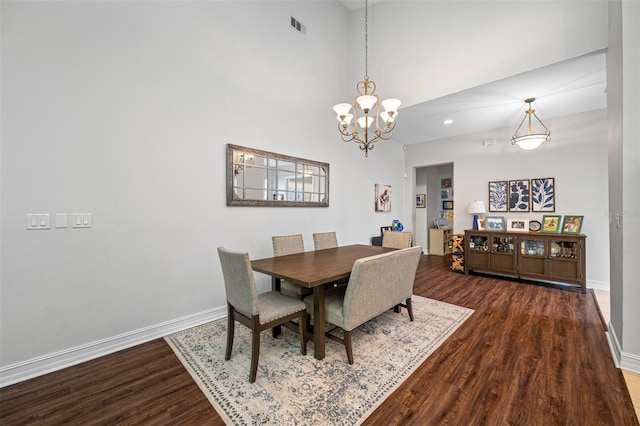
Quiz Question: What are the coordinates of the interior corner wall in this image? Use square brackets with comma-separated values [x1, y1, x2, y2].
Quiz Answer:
[0, 0, 407, 382]
[404, 109, 610, 290]
[607, 0, 640, 373]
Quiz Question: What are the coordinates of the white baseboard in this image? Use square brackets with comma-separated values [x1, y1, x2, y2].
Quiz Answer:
[0, 307, 226, 388]
[587, 279, 610, 291]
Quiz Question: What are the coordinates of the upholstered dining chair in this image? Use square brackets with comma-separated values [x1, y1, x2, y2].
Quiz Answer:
[272, 234, 313, 298]
[217, 247, 307, 383]
[312, 232, 338, 250]
[303, 246, 422, 364]
[382, 230, 413, 249]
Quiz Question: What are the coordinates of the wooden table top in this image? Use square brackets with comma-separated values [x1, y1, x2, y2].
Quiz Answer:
[251, 244, 394, 288]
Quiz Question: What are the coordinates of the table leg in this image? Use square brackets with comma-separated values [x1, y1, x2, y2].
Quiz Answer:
[272, 277, 282, 338]
[313, 285, 325, 360]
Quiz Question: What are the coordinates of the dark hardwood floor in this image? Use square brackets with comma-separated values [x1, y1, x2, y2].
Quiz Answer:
[1, 255, 638, 425]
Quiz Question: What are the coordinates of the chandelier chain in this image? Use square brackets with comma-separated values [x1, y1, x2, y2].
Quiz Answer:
[364, 0, 368, 80]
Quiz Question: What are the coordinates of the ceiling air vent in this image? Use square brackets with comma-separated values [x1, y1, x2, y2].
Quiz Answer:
[290, 16, 307, 34]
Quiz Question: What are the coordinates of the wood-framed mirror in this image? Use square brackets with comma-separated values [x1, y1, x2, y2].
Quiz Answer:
[226, 144, 329, 207]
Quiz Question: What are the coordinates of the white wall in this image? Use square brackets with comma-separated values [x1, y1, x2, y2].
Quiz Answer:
[0, 0, 405, 381]
[404, 109, 610, 289]
[0, 0, 618, 384]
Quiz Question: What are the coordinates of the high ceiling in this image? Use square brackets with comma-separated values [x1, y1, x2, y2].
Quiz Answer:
[392, 51, 607, 145]
[337, 1, 607, 146]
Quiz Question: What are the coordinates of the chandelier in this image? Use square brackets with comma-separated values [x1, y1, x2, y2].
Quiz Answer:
[332, 0, 400, 157]
[511, 98, 551, 150]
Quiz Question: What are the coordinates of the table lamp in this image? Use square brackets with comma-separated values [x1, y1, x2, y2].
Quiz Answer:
[468, 200, 486, 230]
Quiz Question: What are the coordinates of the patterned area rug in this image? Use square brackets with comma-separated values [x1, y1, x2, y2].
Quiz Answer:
[165, 295, 473, 425]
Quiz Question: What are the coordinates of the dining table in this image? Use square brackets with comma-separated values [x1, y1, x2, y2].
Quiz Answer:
[251, 244, 395, 360]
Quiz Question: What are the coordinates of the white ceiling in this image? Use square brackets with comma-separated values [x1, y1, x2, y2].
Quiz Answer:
[338, 1, 607, 146]
[392, 51, 607, 145]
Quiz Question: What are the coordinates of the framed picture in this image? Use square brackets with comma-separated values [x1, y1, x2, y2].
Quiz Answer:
[441, 177, 452, 189]
[485, 216, 505, 231]
[442, 200, 454, 210]
[380, 226, 393, 236]
[541, 215, 562, 233]
[531, 178, 555, 212]
[441, 189, 450, 199]
[476, 217, 486, 231]
[509, 179, 531, 212]
[433, 218, 448, 229]
[562, 215, 584, 234]
[488, 181, 508, 212]
[375, 184, 391, 212]
[507, 218, 529, 232]
[415, 194, 425, 208]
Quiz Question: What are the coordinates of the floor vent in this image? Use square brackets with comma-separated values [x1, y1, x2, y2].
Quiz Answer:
[290, 16, 307, 34]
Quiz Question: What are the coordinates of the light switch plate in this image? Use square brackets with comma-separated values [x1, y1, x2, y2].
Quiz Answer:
[27, 213, 50, 230]
[72, 213, 92, 228]
[56, 213, 69, 228]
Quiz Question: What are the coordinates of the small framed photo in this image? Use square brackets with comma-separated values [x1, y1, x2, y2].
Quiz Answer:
[441, 189, 451, 199]
[442, 200, 454, 210]
[416, 194, 425, 208]
[441, 177, 452, 189]
[561, 215, 584, 234]
[541, 215, 562, 233]
[485, 216, 505, 231]
[507, 218, 529, 232]
[476, 217, 486, 231]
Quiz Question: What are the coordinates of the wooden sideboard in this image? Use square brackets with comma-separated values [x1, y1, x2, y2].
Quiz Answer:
[464, 230, 586, 293]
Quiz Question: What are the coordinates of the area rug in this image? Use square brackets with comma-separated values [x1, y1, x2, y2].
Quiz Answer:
[165, 295, 473, 425]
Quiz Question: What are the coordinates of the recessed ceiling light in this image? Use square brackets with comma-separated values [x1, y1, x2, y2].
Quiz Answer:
[443, 119, 453, 125]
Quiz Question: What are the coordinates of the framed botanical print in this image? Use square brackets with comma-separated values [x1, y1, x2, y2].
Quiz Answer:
[488, 181, 508, 212]
[531, 178, 555, 212]
[509, 179, 530, 212]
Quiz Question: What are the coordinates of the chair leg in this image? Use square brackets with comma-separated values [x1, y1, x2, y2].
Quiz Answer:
[249, 325, 261, 383]
[344, 329, 354, 364]
[225, 304, 234, 361]
[394, 305, 401, 313]
[406, 297, 414, 321]
[298, 312, 307, 356]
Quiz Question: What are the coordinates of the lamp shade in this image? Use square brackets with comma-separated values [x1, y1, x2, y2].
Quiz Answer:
[468, 200, 486, 214]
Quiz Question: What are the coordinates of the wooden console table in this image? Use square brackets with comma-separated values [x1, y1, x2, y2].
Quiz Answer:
[464, 230, 586, 293]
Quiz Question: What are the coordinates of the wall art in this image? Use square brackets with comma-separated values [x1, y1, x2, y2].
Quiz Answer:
[488, 181, 508, 212]
[375, 184, 391, 212]
[509, 179, 530, 212]
[531, 177, 555, 212]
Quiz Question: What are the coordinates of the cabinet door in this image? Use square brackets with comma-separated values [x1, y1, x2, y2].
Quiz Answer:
[490, 234, 516, 274]
[518, 236, 547, 278]
[466, 233, 490, 269]
[548, 237, 582, 284]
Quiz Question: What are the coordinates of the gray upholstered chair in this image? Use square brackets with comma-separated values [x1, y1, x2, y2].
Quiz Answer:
[312, 232, 338, 250]
[303, 246, 422, 364]
[217, 247, 307, 383]
[382, 230, 413, 249]
[272, 234, 313, 298]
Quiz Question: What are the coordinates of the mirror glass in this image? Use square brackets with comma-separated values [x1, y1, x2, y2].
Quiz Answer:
[226, 144, 329, 207]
